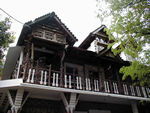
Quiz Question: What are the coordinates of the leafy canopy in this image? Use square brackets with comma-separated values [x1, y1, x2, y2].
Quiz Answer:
[97, 0, 150, 86]
[0, 17, 15, 75]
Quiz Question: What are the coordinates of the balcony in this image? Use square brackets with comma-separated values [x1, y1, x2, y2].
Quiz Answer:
[14, 64, 150, 99]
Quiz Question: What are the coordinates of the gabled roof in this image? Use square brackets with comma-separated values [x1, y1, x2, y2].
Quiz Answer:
[79, 25, 106, 49]
[78, 25, 124, 62]
[17, 12, 78, 46]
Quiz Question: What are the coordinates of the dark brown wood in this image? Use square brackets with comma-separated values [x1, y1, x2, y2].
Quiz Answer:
[60, 51, 65, 87]
[99, 72, 103, 92]
[31, 43, 34, 68]
[35, 60, 39, 84]
[116, 69, 123, 94]
[97, 42, 108, 47]
[109, 80, 113, 93]
[48, 65, 51, 86]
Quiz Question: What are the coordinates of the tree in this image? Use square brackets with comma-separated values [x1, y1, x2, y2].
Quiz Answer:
[0, 17, 15, 75]
[97, 0, 150, 86]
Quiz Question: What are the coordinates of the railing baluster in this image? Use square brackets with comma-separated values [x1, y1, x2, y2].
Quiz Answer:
[146, 88, 150, 98]
[56, 73, 59, 87]
[136, 86, 141, 97]
[113, 82, 116, 93]
[69, 75, 72, 88]
[40, 70, 44, 84]
[104, 81, 107, 92]
[142, 87, 147, 97]
[76, 76, 79, 89]
[64, 75, 67, 88]
[44, 71, 47, 85]
[52, 73, 56, 86]
[86, 78, 88, 90]
[104, 81, 110, 93]
[79, 77, 82, 89]
[31, 69, 35, 83]
[94, 80, 97, 91]
[88, 78, 91, 90]
[130, 85, 135, 96]
[116, 82, 119, 94]
[96, 80, 99, 91]
[107, 81, 110, 93]
[27, 68, 32, 82]
[123, 84, 129, 95]
[113, 82, 119, 94]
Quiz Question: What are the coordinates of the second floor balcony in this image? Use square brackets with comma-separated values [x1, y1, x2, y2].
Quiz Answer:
[11, 63, 150, 100]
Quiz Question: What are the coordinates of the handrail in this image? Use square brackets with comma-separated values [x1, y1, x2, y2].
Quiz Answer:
[19, 65, 150, 98]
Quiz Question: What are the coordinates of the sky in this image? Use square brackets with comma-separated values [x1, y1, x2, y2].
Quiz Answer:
[1, 0, 110, 47]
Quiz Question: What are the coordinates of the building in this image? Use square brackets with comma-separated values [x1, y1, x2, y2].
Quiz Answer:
[0, 12, 150, 113]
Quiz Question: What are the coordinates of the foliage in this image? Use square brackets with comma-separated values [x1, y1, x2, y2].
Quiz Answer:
[97, 0, 150, 86]
[0, 17, 15, 75]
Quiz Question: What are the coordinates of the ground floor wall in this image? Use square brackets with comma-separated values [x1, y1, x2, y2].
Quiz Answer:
[21, 98, 150, 113]
[75, 101, 132, 113]
[22, 98, 66, 113]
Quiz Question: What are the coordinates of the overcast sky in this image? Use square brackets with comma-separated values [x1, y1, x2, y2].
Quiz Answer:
[1, 0, 110, 46]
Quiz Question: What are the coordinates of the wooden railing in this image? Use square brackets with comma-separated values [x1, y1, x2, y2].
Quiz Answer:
[21, 66, 150, 98]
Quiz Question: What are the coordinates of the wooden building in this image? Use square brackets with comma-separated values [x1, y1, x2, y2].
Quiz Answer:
[0, 12, 150, 113]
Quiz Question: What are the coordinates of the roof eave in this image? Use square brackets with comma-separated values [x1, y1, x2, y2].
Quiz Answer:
[78, 25, 106, 49]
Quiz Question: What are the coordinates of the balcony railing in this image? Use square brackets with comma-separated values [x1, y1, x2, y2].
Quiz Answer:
[19, 66, 150, 98]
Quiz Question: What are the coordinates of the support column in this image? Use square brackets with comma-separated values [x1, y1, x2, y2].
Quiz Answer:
[7, 88, 29, 113]
[61, 93, 79, 113]
[131, 101, 139, 113]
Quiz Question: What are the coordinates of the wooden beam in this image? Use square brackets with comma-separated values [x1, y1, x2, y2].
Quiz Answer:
[61, 93, 79, 113]
[97, 42, 108, 47]
[7, 90, 14, 107]
[34, 47, 54, 54]
[95, 32, 108, 38]
[7, 89, 24, 113]
[21, 92, 30, 108]
[60, 93, 68, 107]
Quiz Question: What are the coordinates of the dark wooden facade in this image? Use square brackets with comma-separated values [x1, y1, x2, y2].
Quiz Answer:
[0, 12, 150, 113]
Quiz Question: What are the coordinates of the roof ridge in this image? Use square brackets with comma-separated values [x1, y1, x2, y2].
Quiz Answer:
[53, 13, 77, 41]
[17, 11, 77, 46]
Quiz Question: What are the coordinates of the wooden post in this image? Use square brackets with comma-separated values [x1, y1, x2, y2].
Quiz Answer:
[109, 80, 113, 93]
[98, 67, 104, 91]
[73, 69, 76, 89]
[83, 65, 86, 90]
[31, 43, 34, 68]
[48, 65, 51, 86]
[35, 60, 39, 84]
[23, 42, 30, 81]
[60, 51, 65, 87]
[116, 67, 123, 94]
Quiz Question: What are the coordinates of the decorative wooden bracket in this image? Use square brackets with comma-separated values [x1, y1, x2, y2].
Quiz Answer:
[61, 93, 79, 113]
[7, 89, 30, 113]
